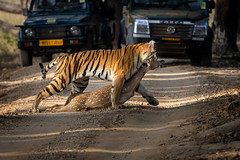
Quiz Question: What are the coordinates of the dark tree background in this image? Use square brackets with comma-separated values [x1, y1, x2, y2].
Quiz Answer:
[213, 0, 240, 56]
[107, 0, 122, 49]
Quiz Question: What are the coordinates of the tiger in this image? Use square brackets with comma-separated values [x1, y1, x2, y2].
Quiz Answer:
[32, 40, 157, 112]
[48, 59, 164, 112]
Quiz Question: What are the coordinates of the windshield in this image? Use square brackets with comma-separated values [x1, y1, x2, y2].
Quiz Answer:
[132, 0, 208, 11]
[30, 0, 87, 14]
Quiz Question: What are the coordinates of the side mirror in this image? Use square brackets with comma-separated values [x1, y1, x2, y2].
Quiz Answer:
[122, 0, 128, 6]
[209, 0, 215, 9]
[22, 8, 28, 16]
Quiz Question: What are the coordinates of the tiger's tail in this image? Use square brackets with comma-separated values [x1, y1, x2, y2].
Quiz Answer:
[39, 55, 67, 79]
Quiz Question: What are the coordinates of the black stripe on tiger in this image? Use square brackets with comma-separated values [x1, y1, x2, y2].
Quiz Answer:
[53, 79, 59, 85]
[73, 54, 82, 80]
[89, 50, 97, 71]
[56, 56, 67, 74]
[76, 53, 86, 77]
[45, 87, 53, 96]
[82, 51, 95, 77]
[50, 83, 60, 93]
[109, 49, 115, 67]
[105, 71, 108, 80]
[60, 75, 66, 89]
[68, 56, 72, 84]
[92, 50, 101, 76]
[101, 50, 108, 75]
[137, 56, 140, 68]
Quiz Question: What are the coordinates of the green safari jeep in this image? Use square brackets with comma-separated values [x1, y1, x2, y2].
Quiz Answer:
[17, 0, 115, 66]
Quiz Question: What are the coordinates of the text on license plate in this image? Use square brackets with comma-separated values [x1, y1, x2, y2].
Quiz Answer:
[161, 37, 180, 41]
[39, 39, 63, 46]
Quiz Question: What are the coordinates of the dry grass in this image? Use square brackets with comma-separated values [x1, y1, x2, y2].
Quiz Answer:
[0, 0, 23, 25]
[0, 11, 23, 25]
[0, 1, 22, 71]
[0, 28, 20, 70]
[3, 0, 20, 3]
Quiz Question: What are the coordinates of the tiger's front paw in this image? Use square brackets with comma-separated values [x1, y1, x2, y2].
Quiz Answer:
[147, 97, 159, 106]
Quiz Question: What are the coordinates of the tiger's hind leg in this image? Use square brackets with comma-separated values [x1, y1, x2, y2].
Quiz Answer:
[32, 76, 67, 112]
[71, 77, 89, 94]
[64, 77, 90, 105]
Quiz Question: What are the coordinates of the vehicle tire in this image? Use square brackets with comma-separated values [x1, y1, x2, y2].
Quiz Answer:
[20, 50, 32, 66]
[186, 48, 199, 66]
[200, 49, 212, 67]
[41, 54, 52, 63]
[189, 50, 212, 67]
[189, 53, 200, 66]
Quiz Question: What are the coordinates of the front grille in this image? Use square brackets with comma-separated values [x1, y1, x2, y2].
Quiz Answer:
[149, 23, 193, 39]
[35, 26, 66, 38]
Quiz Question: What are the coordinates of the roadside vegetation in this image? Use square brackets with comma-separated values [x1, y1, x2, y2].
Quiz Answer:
[0, 10, 22, 25]
[0, 7, 22, 71]
[3, 0, 20, 3]
[0, 28, 20, 70]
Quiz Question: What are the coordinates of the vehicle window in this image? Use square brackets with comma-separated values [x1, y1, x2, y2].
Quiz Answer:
[133, 0, 206, 11]
[31, 0, 86, 11]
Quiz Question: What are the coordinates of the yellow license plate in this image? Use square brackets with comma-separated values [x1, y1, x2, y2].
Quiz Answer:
[39, 39, 63, 46]
[162, 37, 180, 41]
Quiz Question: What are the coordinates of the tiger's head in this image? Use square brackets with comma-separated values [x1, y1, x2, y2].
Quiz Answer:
[137, 40, 157, 66]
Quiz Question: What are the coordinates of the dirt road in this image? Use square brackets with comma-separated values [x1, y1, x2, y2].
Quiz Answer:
[0, 59, 240, 159]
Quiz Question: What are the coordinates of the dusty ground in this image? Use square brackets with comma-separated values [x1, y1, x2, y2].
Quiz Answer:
[0, 58, 240, 160]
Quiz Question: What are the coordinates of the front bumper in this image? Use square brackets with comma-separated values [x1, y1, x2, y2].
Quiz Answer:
[18, 37, 87, 55]
[132, 37, 210, 57]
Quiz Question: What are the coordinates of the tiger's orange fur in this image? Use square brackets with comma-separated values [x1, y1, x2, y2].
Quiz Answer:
[48, 60, 164, 112]
[32, 41, 157, 112]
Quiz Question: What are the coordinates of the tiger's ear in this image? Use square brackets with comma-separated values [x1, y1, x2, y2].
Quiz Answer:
[149, 40, 155, 52]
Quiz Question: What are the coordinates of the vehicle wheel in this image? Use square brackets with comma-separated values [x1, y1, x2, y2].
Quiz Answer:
[188, 48, 212, 67]
[41, 54, 52, 63]
[20, 50, 32, 66]
[200, 49, 212, 67]
[200, 28, 213, 67]
[189, 54, 200, 66]
[190, 51, 212, 67]
[186, 49, 200, 66]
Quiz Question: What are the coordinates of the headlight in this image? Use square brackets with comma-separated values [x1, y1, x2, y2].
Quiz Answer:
[24, 28, 34, 37]
[133, 19, 150, 38]
[70, 26, 81, 35]
[193, 21, 208, 36]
